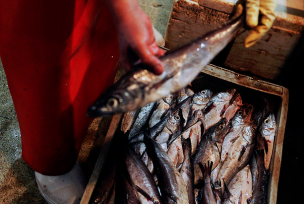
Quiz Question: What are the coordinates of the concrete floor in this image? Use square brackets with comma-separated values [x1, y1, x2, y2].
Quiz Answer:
[0, 1, 173, 203]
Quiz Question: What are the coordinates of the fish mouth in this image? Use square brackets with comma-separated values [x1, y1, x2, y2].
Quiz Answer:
[87, 105, 115, 117]
[87, 105, 104, 117]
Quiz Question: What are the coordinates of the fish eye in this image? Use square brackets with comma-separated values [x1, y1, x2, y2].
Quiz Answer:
[201, 90, 206, 94]
[219, 124, 224, 130]
[174, 115, 180, 121]
[264, 118, 269, 124]
[237, 110, 242, 115]
[107, 98, 118, 109]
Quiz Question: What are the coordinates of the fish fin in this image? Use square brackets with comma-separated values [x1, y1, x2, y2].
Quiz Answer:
[162, 189, 178, 203]
[128, 140, 144, 147]
[238, 191, 242, 204]
[139, 149, 147, 160]
[149, 69, 178, 91]
[198, 161, 213, 178]
[135, 185, 160, 204]
[220, 104, 228, 117]
[167, 128, 182, 146]
[203, 101, 215, 115]
[247, 197, 253, 203]
[223, 180, 231, 199]
[238, 144, 248, 161]
[213, 180, 223, 201]
[263, 137, 268, 154]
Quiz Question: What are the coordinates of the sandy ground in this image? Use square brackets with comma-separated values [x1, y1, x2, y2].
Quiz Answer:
[0, 1, 173, 203]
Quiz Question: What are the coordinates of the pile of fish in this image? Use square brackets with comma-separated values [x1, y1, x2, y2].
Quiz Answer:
[108, 87, 276, 204]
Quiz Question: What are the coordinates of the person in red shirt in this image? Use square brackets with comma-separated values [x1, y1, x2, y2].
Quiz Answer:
[0, 0, 276, 203]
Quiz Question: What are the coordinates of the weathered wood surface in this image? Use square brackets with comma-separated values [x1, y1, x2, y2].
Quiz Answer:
[164, 0, 304, 81]
[165, 0, 230, 50]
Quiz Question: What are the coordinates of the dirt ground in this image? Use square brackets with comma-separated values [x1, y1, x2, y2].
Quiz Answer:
[0, 0, 173, 203]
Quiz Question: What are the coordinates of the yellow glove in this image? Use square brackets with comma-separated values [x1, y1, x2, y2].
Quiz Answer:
[245, 0, 277, 47]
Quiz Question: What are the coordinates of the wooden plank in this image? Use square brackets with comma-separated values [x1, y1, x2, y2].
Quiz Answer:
[80, 114, 122, 204]
[165, 0, 304, 80]
[165, 0, 229, 49]
[224, 18, 303, 80]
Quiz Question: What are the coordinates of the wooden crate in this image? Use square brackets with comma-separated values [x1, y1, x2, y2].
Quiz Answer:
[80, 0, 295, 202]
[80, 64, 288, 204]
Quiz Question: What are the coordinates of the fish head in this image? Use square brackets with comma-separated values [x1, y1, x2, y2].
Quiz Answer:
[192, 89, 213, 105]
[87, 83, 144, 117]
[259, 113, 276, 137]
[177, 88, 189, 103]
[231, 92, 242, 106]
[163, 94, 175, 105]
[242, 124, 257, 143]
[212, 118, 230, 141]
[208, 89, 236, 106]
[232, 103, 254, 126]
[185, 87, 195, 96]
[218, 89, 236, 102]
[166, 111, 182, 133]
[194, 110, 204, 120]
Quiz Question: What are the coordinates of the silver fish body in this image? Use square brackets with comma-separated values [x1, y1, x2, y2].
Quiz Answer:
[124, 146, 163, 204]
[203, 89, 236, 130]
[259, 113, 276, 171]
[121, 109, 140, 134]
[249, 150, 268, 204]
[87, 16, 244, 117]
[129, 102, 156, 139]
[180, 138, 195, 204]
[216, 124, 256, 191]
[144, 133, 189, 204]
[223, 165, 252, 204]
[149, 93, 176, 128]
[193, 118, 230, 185]
[198, 162, 218, 204]
[190, 89, 213, 117]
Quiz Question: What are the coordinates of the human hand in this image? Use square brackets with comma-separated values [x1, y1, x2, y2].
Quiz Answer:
[106, 0, 165, 75]
[116, 9, 166, 74]
[244, 0, 277, 47]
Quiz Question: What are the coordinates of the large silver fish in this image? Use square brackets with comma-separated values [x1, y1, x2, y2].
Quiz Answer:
[87, 15, 244, 117]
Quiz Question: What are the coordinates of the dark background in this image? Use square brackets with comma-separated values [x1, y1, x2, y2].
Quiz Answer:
[275, 33, 304, 204]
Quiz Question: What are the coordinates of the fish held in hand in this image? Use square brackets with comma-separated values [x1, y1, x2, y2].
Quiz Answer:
[87, 15, 244, 117]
